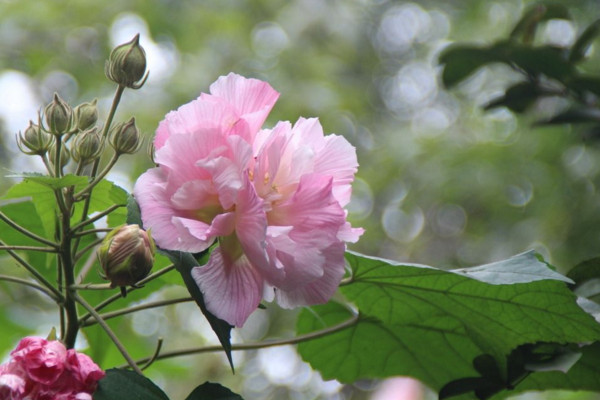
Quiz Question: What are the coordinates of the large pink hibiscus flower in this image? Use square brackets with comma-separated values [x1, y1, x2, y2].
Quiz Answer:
[134, 73, 362, 326]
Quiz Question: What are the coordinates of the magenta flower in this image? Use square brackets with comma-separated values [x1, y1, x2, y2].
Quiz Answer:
[134, 73, 363, 326]
[0, 337, 104, 400]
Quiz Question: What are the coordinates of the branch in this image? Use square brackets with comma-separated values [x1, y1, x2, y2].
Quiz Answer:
[69, 204, 124, 233]
[125, 311, 360, 368]
[74, 292, 143, 375]
[73, 228, 113, 238]
[0, 245, 58, 253]
[0, 274, 61, 302]
[80, 297, 193, 327]
[0, 211, 58, 248]
[0, 239, 63, 301]
[78, 264, 175, 323]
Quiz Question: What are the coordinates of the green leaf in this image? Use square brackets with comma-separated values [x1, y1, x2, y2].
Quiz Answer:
[126, 196, 234, 370]
[567, 257, 600, 287]
[3, 178, 60, 236]
[569, 19, 600, 63]
[565, 76, 600, 98]
[535, 108, 600, 126]
[6, 173, 89, 190]
[452, 250, 573, 285]
[185, 382, 244, 400]
[510, 3, 570, 43]
[93, 369, 169, 400]
[484, 82, 541, 113]
[297, 252, 600, 393]
[438, 45, 500, 88]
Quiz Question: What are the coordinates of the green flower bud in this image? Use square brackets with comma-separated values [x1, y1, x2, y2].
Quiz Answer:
[71, 127, 103, 165]
[105, 34, 149, 89]
[110, 117, 142, 155]
[16, 120, 54, 155]
[49, 141, 70, 169]
[98, 224, 155, 293]
[74, 99, 98, 131]
[44, 93, 73, 136]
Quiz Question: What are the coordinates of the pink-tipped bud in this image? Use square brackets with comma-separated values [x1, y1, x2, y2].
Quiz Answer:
[98, 224, 155, 291]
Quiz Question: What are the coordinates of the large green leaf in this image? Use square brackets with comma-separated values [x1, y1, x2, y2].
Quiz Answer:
[93, 369, 169, 400]
[297, 252, 600, 395]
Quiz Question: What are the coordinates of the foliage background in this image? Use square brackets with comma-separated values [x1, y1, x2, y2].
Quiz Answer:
[1, 0, 600, 399]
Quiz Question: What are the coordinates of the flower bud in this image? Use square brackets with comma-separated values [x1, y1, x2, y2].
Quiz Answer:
[49, 142, 70, 169]
[98, 224, 155, 292]
[110, 117, 142, 155]
[105, 34, 149, 89]
[44, 93, 73, 136]
[74, 99, 98, 131]
[16, 121, 54, 155]
[71, 128, 103, 165]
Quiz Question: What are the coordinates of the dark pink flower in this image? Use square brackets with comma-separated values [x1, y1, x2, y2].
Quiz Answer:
[0, 337, 104, 400]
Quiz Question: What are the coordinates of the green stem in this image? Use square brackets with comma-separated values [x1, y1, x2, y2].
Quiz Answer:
[0, 239, 63, 301]
[74, 238, 103, 262]
[0, 274, 61, 302]
[73, 153, 119, 201]
[41, 154, 54, 177]
[72, 85, 125, 256]
[125, 312, 360, 368]
[78, 264, 175, 323]
[0, 245, 58, 253]
[73, 228, 113, 238]
[54, 136, 63, 178]
[80, 297, 192, 327]
[74, 292, 143, 374]
[70, 204, 123, 233]
[0, 211, 59, 248]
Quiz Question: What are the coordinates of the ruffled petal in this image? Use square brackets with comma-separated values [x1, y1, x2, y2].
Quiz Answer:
[209, 73, 280, 135]
[134, 168, 197, 251]
[274, 241, 346, 308]
[191, 247, 264, 327]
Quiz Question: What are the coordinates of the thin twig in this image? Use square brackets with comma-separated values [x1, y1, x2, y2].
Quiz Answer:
[123, 312, 360, 368]
[80, 297, 193, 327]
[74, 292, 144, 375]
[73, 153, 119, 200]
[141, 338, 163, 371]
[0, 211, 58, 248]
[0, 240, 63, 301]
[73, 228, 113, 238]
[79, 264, 175, 323]
[70, 204, 124, 233]
[0, 274, 61, 302]
[0, 245, 58, 253]
[74, 238, 103, 262]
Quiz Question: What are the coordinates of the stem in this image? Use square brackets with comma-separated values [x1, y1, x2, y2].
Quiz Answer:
[126, 312, 360, 368]
[70, 204, 123, 233]
[74, 238, 103, 262]
[54, 136, 63, 178]
[78, 264, 175, 323]
[74, 292, 144, 374]
[73, 228, 113, 238]
[71, 85, 125, 256]
[80, 297, 192, 327]
[73, 153, 119, 200]
[0, 245, 58, 253]
[141, 338, 163, 371]
[41, 154, 54, 177]
[0, 239, 63, 301]
[0, 275, 61, 302]
[0, 212, 59, 248]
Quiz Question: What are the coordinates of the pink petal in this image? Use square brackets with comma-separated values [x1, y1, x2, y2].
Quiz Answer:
[209, 73, 280, 135]
[235, 174, 269, 270]
[170, 180, 217, 211]
[191, 247, 264, 327]
[274, 241, 346, 308]
[314, 133, 359, 206]
[134, 169, 203, 252]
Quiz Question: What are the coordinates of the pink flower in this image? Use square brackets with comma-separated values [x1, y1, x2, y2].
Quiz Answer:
[134, 73, 363, 326]
[0, 337, 104, 400]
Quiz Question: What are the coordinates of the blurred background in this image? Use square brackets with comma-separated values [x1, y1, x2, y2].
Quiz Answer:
[2, 0, 600, 399]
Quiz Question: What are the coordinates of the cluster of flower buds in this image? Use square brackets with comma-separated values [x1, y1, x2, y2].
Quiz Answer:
[16, 35, 148, 170]
[97, 224, 155, 296]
